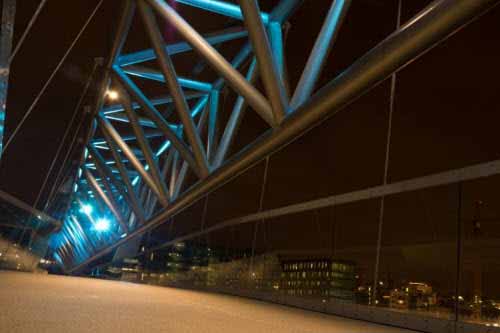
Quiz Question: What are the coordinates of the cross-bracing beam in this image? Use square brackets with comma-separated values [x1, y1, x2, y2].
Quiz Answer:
[49, 0, 500, 272]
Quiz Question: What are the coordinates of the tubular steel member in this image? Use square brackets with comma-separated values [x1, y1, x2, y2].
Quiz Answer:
[114, 81, 171, 207]
[0, 0, 16, 156]
[67, 0, 136, 226]
[213, 58, 258, 168]
[80, 0, 135, 155]
[102, 92, 206, 115]
[113, 67, 204, 178]
[84, 169, 128, 233]
[267, 21, 287, 92]
[175, 0, 270, 24]
[269, 0, 303, 23]
[117, 26, 248, 66]
[123, 66, 213, 92]
[290, 0, 351, 108]
[207, 90, 219, 162]
[137, 0, 210, 177]
[97, 123, 147, 224]
[239, 0, 288, 122]
[173, 105, 209, 199]
[145, 0, 277, 127]
[88, 145, 146, 223]
[67, 0, 500, 274]
[97, 116, 163, 202]
[90, 153, 123, 215]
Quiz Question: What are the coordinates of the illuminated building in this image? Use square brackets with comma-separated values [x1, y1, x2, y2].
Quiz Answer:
[389, 282, 437, 310]
[280, 259, 356, 300]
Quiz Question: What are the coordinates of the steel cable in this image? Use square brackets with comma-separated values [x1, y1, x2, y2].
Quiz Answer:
[2, 0, 104, 156]
[9, 0, 49, 64]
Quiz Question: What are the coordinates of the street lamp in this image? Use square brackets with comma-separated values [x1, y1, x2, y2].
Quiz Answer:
[106, 89, 119, 101]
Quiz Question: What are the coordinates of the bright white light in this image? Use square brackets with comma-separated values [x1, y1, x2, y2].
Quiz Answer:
[95, 218, 110, 231]
[106, 90, 119, 100]
[80, 204, 93, 215]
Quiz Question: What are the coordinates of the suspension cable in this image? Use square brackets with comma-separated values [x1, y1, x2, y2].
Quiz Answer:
[372, 0, 402, 303]
[22, 109, 88, 247]
[9, 0, 49, 64]
[2, 0, 104, 156]
[43, 62, 100, 212]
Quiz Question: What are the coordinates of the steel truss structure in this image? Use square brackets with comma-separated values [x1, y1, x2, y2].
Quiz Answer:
[0, 0, 16, 155]
[48, 0, 500, 272]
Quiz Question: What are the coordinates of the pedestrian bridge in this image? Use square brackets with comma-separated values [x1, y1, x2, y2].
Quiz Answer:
[1, 271, 413, 333]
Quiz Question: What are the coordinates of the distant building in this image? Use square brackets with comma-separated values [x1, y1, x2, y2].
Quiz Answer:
[137, 243, 358, 301]
[280, 259, 356, 300]
[389, 282, 437, 310]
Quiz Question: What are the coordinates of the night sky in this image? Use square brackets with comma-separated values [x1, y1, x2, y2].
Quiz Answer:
[2, 0, 500, 292]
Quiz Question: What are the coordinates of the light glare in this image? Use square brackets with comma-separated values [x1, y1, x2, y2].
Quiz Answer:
[106, 90, 119, 100]
[95, 218, 110, 232]
[80, 204, 93, 215]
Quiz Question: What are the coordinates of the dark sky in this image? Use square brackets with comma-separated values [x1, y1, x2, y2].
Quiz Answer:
[2, 0, 500, 291]
[0, 0, 119, 205]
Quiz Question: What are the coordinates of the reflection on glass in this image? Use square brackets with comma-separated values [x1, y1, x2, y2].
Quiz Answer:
[89, 178, 500, 330]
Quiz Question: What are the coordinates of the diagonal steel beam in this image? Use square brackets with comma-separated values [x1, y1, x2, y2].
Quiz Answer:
[105, 112, 159, 129]
[114, 82, 171, 207]
[98, 115, 164, 203]
[290, 0, 351, 108]
[175, 0, 269, 23]
[213, 58, 258, 168]
[124, 66, 213, 92]
[239, 0, 288, 122]
[173, 104, 209, 199]
[118, 26, 248, 66]
[146, 0, 276, 127]
[88, 145, 146, 223]
[102, 92, 206, 115]
[138, 0, 210, 178]
[207, 90, 219, 162]
[84, 169, 128, 233]
[113, 67, 205, 178]
[269, 0, 303, 23]
[69, 0, 136, 227]
[67, 0, 500, 274]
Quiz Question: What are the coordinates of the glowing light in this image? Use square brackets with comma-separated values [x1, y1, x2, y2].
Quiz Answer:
[106, 90, 119, 100]
[80, 204, 93, 215]
[95, 218, 110, 231]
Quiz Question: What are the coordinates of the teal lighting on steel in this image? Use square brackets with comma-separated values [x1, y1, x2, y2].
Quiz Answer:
[0, 0, 16, 158]
[79, 204, 93, 215]
[47, 0, 500, 273]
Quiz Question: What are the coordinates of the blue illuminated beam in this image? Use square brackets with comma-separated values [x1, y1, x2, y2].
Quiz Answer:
[156, 95, 209, 157]
[102, 92, 206, 115]
[175, 0, 269, 24]
[124, 66, 213, 92]
[117, 26, 248, 66]
[105, 113, 159, 129]
[92, 131, 165, 146]
[290, 0, 351, 109]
